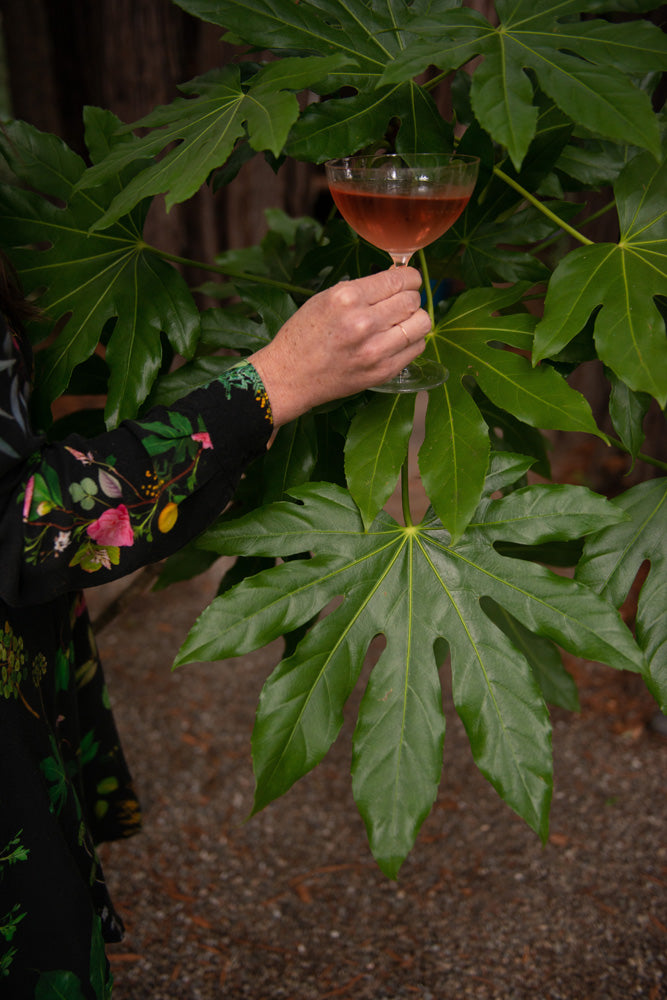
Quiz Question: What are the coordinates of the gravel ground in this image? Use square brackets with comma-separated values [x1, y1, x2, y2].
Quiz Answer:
[87, 561, 667, 1000]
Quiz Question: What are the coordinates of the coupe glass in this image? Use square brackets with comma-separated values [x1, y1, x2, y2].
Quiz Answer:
[325, 152, 479, 392]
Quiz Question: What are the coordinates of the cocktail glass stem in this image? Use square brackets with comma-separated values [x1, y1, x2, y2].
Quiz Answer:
[388, 249, 438, 390]
[390, 256, 413, 384]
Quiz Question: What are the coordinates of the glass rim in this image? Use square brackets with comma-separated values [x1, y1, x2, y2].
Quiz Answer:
[325, 152, 480, 169]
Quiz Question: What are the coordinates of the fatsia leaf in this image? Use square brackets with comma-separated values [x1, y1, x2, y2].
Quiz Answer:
[420, 285, 602, 539]
[175, 0, 434, 86]
[533, 147, 667, 405]
[287, 82, 453, 163]
[470, 42, 539, 173]
[433, 102, 575, 287]
[344, 392, 416, 529]
[34, 971, 87, 1000]
[262, 414, 319, 503]
[607, 369, 652, 461]
[177, 481, 642, 874]
[576, 477, 667, 712]
[482, 451, 536, 496]
[555, 135, 637, 187]
[457, 200, 580, 286]
[0, 116, 199, 427]
[84, 1, 458, 200]
[75, 58, 351, 228]
[480, 597, 580, 712]
[381, 0, 665, 168]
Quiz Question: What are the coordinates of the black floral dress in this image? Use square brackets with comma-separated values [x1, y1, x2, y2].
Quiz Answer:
[0, 311, 273, 999]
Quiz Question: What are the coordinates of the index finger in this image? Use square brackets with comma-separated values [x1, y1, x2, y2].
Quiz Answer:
[353, 266, 423, 304]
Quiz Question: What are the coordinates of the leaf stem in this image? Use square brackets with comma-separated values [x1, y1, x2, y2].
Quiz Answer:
[396, 250, 436, 530]
[606, 435, 667, 474]
[534, 200, 616, 255]
[418, 248, 435, 327]
[401, 459, 413, 527]
[493, 166, 594, 247]
[144, 243, 315, 298]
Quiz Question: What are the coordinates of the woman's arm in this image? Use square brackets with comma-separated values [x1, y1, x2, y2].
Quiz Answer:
[0, 268, 429, 606]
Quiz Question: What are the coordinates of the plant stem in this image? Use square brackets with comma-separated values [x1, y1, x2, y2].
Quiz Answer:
[534, 200, 616, 255]
[401, 459, 413, 527]
[143, 243, 315, 298]
[606, 435, 667, 474]
[418, 248, 435, 327]
[493, 166, 594, 247]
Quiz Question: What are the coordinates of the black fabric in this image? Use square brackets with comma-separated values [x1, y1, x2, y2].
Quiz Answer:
[0, 312, 273, 997]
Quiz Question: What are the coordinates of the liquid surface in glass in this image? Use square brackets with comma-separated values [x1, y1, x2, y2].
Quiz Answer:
[328, 184, 470, 256]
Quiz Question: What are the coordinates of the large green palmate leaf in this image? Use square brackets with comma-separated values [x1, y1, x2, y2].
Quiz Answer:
[576, 477, 667, 713]
[75, 58, 353, 229]
[415, 285, 603, 540]
[0, 114, 199, 428]
[533, 147, 667, 405]
[381, 0, 666, 168]
[344, 392, 416, 529]
[175, 481, 642, 876]
[286, 82, 453, 163]
[76, 0, 461, 226]
[175, 0, 449, 85]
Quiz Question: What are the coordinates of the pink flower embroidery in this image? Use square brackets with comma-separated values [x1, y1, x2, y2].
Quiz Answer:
[86, 504, 134, 547]
[65, 446, 95, 464]
[191, 431, 213, 450]
[22, 476, 34, 521]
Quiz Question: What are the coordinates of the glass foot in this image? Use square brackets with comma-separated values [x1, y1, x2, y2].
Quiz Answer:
[371, 358, 448, 394]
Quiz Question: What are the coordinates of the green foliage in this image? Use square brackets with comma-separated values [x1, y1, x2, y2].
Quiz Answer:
[533, 145, 667, 403]
[577, 478, 667, 712]
[176, 478, 640, 875]
[0, 112, 199, 428]
[381, 0, 667, 167]
[1, 0, 665, 876]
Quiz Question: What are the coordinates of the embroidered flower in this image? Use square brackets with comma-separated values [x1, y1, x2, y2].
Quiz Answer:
[86, 504, 134, 547]
[90, 548, 113, 570]
[191, 431, 213, 450]
[53, 531, 71, 554]
[31, 651, 47, 687]
[65, 446, 95, 465]
[22, 476, 34, 521]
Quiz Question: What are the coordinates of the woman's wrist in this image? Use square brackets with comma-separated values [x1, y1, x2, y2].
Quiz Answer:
[248, 347, 311, 429]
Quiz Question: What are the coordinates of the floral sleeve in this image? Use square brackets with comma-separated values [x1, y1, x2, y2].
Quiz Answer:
[0, 314, 273, 606]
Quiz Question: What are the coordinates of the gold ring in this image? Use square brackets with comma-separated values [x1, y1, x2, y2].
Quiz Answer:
[398, 322, 410, 346]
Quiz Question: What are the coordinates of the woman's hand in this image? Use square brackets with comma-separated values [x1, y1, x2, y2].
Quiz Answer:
[249, 267, 431, 427]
